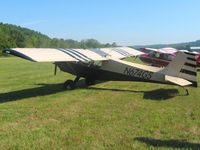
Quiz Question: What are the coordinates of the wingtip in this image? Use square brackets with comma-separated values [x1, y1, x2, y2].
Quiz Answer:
[3, 48, 11, 54]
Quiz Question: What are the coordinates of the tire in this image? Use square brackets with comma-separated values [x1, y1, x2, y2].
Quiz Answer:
[63, 80, 75, 90]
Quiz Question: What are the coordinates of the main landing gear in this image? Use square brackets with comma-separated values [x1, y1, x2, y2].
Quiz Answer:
[63, 76, 96, 90]
[63, 76, 80, 90]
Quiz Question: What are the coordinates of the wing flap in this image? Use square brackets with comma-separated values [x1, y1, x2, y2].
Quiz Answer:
[100, 47, 144, 59]
[74, 49, 107, 61]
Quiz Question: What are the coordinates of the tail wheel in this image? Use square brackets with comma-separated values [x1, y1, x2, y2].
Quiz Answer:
[63, 80, 75, 90]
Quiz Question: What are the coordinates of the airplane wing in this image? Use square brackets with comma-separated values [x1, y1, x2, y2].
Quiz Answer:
[158, 47, 177, 54]
[141, 48, 158, 52]
[3, 48, 107, 62]
[98, 47, 144, 59]
[141, 47, 177, 54]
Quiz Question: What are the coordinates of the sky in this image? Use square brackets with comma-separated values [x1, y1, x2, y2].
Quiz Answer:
[0, 0, 200, 46]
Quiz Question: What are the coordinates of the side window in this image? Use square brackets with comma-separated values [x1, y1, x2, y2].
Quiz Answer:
[155, 52, 160, 58]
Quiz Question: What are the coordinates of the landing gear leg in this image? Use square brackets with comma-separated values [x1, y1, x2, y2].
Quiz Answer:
[63, 76, 80, 90]
[74, 76, 80, 83]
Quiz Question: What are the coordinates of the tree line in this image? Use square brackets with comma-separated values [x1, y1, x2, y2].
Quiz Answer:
[0, 23, 117, 56]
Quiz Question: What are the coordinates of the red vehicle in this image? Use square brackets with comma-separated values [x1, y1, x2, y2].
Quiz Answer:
[139, 47, 200, 67]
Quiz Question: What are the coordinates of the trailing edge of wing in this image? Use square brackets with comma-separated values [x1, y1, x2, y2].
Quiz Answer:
[100, 47, 144, 59]
[4, 48, 107, 62]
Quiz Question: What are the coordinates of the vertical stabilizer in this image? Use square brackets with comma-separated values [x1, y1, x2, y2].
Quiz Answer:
[162, 51, 197, 87]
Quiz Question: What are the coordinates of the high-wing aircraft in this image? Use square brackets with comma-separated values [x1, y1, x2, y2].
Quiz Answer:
[139, 47, 200, 67]
[4, 47, 198, 95]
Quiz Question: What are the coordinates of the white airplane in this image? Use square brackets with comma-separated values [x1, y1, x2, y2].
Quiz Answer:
[4, 47, 198, 95]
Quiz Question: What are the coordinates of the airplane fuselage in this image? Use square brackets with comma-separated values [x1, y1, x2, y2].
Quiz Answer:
[56, 58, 166, 85]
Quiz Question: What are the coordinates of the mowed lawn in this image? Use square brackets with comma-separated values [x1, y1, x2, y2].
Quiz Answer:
[0, 57, 200, 150]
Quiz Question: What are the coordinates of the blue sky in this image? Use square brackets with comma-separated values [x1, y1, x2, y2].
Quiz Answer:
[0, 0, 200, 45]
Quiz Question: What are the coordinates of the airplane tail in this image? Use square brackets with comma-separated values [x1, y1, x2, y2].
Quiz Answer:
[162, 51, 197, 87]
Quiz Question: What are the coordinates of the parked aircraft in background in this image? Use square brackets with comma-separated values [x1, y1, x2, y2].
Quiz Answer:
[139, 47, 200, 67]
[4, 47, 198, 95]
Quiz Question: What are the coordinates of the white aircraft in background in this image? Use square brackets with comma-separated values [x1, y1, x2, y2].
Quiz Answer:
[4, 47, 198, 95]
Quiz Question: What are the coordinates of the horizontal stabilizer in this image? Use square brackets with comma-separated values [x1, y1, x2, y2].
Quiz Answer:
[165, 75, 192, 87]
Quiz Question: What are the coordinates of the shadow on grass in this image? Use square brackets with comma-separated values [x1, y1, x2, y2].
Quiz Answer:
[0, 79, 182, 103]
[86, 87, 180, 100]
[0, 83, 65, 103]
[143, 88, 179, 100]
[135, 137, 200, 149]
[0, 79, 92, 103]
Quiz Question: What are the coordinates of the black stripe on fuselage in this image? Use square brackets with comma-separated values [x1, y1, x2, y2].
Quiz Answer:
[180, 69, 197, 76]
[187, 57, 196, 61]
[66, 49, 93, 61]
[184, 63, 196, 68]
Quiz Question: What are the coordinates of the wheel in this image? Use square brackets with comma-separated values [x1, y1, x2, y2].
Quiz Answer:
[85, 78, 95, 86]
[63, 80, 75, 90]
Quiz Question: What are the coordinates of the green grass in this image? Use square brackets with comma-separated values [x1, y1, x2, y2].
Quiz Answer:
[0, 57, 200, 150]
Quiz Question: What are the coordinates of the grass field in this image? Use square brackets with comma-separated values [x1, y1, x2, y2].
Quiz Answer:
[0, 57, 200, 150]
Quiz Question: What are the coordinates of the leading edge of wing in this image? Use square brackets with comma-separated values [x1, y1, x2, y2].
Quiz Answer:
[3, 48, 107, 62]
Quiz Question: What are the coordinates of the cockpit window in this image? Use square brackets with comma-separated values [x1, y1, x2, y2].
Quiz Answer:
[150, 52, 174, 60]
[151, 52, 160, 58]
